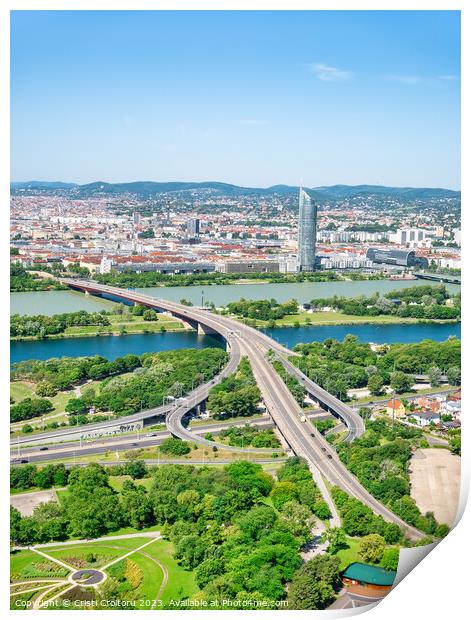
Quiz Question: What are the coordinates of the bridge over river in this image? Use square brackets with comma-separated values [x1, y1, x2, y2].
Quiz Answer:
[12, 277, 424, 540]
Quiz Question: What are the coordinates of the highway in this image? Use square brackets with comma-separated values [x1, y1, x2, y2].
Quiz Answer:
[12, 410, 330, 463]
[11, 278, 423, 539]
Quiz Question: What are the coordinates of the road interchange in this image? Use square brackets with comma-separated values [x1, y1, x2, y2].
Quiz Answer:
[11, 278, 423, 540]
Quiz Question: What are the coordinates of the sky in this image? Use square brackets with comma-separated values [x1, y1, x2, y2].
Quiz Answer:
[10, 10, 461, 189]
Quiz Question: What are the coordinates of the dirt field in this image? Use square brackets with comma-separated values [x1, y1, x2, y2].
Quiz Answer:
[409, 448, 461, 526]
[10, 489, 58, 516]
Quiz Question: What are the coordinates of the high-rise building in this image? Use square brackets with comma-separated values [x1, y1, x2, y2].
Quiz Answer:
[297, 187, 317, 271]
[132, 211, 141, 226]
[187, 218, 200, 237]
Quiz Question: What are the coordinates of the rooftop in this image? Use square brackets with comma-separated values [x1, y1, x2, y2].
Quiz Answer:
[342, 563, 396, 587]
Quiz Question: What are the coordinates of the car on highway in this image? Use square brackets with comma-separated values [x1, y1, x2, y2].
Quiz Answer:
[39, 447, 48, 451]
[327, 454, 333, 460]
[20, 459, 29, 463]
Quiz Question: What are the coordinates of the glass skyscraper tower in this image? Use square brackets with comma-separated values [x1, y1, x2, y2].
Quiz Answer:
[297, 187, 317, 271]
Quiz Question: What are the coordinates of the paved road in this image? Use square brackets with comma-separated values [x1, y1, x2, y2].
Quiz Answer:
[27, 279, 423, 540]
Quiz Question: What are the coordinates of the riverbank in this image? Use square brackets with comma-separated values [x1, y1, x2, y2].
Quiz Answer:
[11, 270, 385, 293]
[11, 313, 187, 342]
[11, 279, 461, 316]
[10, 308, 460, 343]
[229, 310, 460, 329]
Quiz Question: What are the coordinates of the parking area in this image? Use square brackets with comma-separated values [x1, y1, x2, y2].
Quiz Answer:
[10, 489, 58, 517]
[409, 448, 461, 526]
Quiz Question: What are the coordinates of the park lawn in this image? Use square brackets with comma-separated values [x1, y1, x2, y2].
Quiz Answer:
[55, 489, 70, 504]
[189, 413, 264, 427]
[232, 311, 427, 329]
[108, 314, 181, 325]
[63, 314, 186, 337]
[43, 545, 123, 569]
[335, 537, 362, 570]
[10, 486, 44, 496]
[10, 382, 75, 428]
[44, 539, 157, 567]
[102, 524, 161, 537]
[10, 549, 69, 579]
[121, 321, 184, 333]
[108, 475, 154, 492]
[10, 589, 38, 610]
[126, 548, 164, 608]
[144, 539, 198, 606]
[10, 381, 36, 402]
[11, 549, 50, 575]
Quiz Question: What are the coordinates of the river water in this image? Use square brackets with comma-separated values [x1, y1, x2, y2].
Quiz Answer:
[10, 279, 460, 316]
[10, 323, 460, 364]
[10, 281, 460, 363]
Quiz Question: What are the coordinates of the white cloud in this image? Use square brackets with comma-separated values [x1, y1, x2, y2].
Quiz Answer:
[387, 75, 422, 85]
[310, 63, 353, 82]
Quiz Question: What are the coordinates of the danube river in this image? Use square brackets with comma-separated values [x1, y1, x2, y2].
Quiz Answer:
[11, 322, 460, 364]
[10, 279, 460, 316]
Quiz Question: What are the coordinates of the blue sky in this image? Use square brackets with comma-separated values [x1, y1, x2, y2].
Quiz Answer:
[11, 10, 460, 188]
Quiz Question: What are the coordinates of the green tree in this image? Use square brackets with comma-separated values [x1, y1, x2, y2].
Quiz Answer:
[279, 501, 313, 543]
[359, 407, 373, 420]
[446, 366, 461, 386]
[124, 460, 147, 479]
[287, 555, 341, 610]
[381, 547, 400, 571]
[368, 374, 384, 396]
[390, 371, 413, 393]
[359, 534, 386, 564]
[321, 527, 348, 554]
[65, 397, 88, 416]
[312, 500, 332, 520]
[428, 366, 442, 387]
[159, 438, 191, 456]
[120, 480, 154, 529]
[270, 482, 299, 510]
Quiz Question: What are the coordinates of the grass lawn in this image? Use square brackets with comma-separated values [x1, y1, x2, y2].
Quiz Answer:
[10, 382, 75, 434]
[144, 539, 198, 606]
[11, 535, 197, 609]
[126, 548, 164, 608]
[189, 413, 264, 427]
[229, 310, 443, 329]
[10, 382, 36, 402]
[102, 524, 161, 537]
[335, 537, 362, 570]
[108, 475, 154, 492]
[38, 444, 285, 467]
[44, 538, 157, 566]
[10, 589, 38, 610]
[10, 549, 69, 578]
[62, 314, 186, 337]
[43, 545, 124, 568]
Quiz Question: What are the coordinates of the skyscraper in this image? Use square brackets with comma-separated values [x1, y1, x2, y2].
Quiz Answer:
[187, 218, 200, 237]
[297, 187, 317, 271]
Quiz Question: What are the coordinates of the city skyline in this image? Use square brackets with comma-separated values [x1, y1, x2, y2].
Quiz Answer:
[11, 10, 460, 188]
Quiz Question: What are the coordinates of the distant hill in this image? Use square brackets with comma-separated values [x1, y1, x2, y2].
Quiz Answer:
[313, 184, 460, 200]
[10, 180, 460, 201]
[11, 180, 79, 190]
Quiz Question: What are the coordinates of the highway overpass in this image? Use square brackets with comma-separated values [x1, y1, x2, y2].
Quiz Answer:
[12, 278, 422, 540]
